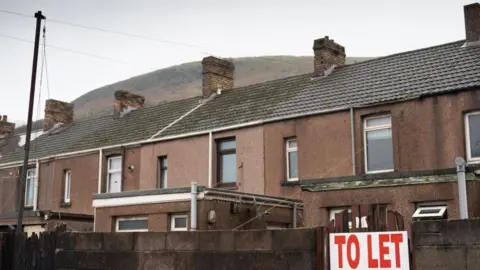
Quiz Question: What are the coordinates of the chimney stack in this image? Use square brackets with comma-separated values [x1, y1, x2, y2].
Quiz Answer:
[202, 56, 235, 98]
[113, 90, 145, 118]
[43, 99, 74, 131]
[313, 36, 346, 77]
[0, 115, 15, 138]
[465, 3, 480, 45]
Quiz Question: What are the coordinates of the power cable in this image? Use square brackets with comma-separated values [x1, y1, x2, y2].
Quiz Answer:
[0, 9, 296, 65]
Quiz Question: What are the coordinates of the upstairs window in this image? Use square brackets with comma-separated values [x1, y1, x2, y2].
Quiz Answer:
[63, 170, 72, 203]
[157, 156, 168, 188]
[286, 138, 298, 181]
[364, 115, 394, 173]
[465, 112, 480, 162]
[25, 168, 36, 207]
[107, 156, 122, 193]
[217, 138, 236, 184]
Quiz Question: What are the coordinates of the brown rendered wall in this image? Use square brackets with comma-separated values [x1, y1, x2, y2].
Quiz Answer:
[353, 90, 480, 175]
[138, 126, 265, 194]
[94, 200, 300, 232]
[38, 153, 98, 214]
[300, 180, 480, 234]
[0, 167, 19, 212]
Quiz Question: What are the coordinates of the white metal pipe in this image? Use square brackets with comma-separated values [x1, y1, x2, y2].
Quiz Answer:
[33, 159, 39, 211]
[204, 190, 302, 207]
[350, 107, 356, 175]
[455, 157, 469, 219]
[97, 149, 103, 193]
[0, 105, 351, 169]
[190, 182, 198, 231]
[208, 131, 213, 188]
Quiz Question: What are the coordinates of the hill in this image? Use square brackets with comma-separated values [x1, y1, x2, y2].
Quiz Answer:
[71, 56, 373, 118]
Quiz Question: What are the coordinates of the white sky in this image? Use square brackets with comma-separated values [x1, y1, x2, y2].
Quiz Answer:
[0, 0, 473, 123]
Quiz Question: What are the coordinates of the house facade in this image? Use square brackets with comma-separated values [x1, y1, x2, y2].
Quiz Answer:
[0, 2, 479, 234]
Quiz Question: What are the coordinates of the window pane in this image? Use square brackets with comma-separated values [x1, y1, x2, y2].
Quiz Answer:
[468, 114, 480, 158]
[108, 172, 122, 193]
[221, 153, 236, 183]
[109, 157, 122, 170]
[160, 169, 167, 188]
[161, 157, 168, 168]
[118, 219, 148, 231]
[25, 178, 34, 206]
[174, 217, 187, 228]
[219, 140, 236, 151]
[27, 169, 35, 178]
[366, 128, 393, 171]
[287, 139, 297, 149]
[366, 116, 391, 127]
[288, 151, 298, 179]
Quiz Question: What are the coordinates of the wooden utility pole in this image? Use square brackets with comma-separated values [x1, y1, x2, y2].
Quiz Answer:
[16, 10, 45, 234]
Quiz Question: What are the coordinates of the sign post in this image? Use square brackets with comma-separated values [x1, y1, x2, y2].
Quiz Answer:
[330, 231, 410, 270]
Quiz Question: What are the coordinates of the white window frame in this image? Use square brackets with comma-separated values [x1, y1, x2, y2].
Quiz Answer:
[363, 115, 394, 174]
[329, 207, 368, 229]
[170, 214, 188, 231]
[115, 216, 148, 232]
[107, 156, 122, 193]
[412, 203, 447, 219]
[286, 138, 298, 181]
[64, 170, 72, 203]
[465, 111, 480, 163]
[24, 168, 36, 207]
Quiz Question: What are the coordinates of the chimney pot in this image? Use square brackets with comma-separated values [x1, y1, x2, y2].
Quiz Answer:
[465, 3, 480, 44]
[313, 36, 346, 77]
[202, 56, 234, 98]
[0, 115, 15, 138]
[113, 90, 145, 118]
[43, 99, 74, 131]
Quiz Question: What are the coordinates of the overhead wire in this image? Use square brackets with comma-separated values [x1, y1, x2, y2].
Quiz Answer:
[0, 8, 297, 65]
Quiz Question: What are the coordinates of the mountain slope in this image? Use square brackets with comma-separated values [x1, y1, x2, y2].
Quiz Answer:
[70, 56, 372, 118]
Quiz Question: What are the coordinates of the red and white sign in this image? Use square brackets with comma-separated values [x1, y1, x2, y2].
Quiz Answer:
[330, 231, 410, 270]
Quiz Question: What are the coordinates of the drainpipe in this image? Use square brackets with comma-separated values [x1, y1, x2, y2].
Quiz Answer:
[292, 203, 297, 228]
[191, 182, 198, 231]
[33, 159, 39, 211]
[350, 107, 356, 175]
[97, 149, 103, 193]
[455, 157, 468, 219]
[208, 131, 213, 188]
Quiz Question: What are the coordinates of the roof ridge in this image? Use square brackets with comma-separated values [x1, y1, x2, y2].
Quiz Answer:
[339, 39, 466, 69]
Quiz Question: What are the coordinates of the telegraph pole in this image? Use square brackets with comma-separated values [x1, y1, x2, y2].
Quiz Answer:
[16, 11, 46, 234]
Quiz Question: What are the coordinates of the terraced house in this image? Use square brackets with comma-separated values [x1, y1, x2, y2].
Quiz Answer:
[0, 3, 479, 234]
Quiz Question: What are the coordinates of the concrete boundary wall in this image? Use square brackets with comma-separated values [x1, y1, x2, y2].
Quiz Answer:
[54, 229, 317, 270]
[413, 219, 480, 270]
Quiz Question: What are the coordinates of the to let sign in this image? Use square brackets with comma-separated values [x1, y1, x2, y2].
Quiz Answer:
[329, 231, 410, 270]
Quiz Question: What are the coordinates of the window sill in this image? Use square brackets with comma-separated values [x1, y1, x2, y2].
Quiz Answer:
[467, 159, 480, 165]
[281, 180, 300, 186]
[60, 201, 72, 208]
[365, 169, 395, 174]
[216, 182, 238, 190]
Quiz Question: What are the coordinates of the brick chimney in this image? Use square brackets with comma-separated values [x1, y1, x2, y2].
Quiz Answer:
[313, 36, 346, 77]
[0, 115, 15, 138]
[465, 3, 480, 45]
[202, 56, 235, 97]
[43, 99, 74, 131]
[113, 90, 145, 118]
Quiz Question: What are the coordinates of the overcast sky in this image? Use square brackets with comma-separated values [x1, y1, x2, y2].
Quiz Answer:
[0, 0, 473, 123]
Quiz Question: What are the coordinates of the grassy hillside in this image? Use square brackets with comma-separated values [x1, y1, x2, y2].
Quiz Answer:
[69, 56, 372, 118]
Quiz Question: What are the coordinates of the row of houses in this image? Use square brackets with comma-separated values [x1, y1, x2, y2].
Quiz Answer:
[0, 2, 480, 235]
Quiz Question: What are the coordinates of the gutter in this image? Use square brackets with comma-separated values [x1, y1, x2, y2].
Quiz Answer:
[0, 105, 351, 169]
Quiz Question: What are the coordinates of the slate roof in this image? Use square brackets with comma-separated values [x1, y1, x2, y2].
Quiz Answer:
[1, 39, 480, 164]
[158, 40, 480, 137]
[0, 97, 202, 163]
